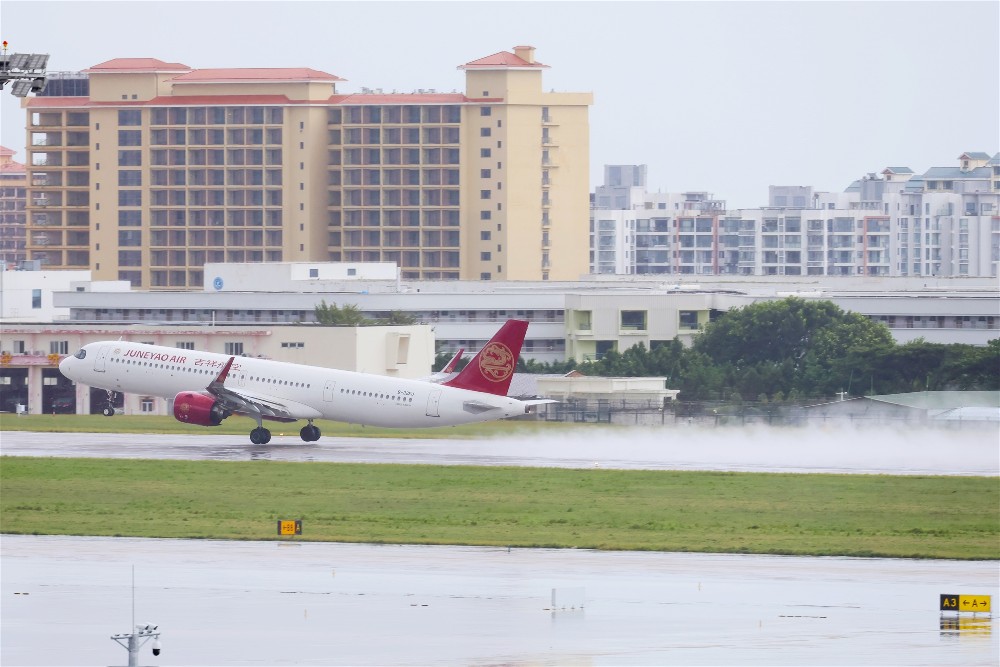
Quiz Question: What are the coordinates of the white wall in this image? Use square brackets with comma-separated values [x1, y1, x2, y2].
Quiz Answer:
[0, 269, 92, 321]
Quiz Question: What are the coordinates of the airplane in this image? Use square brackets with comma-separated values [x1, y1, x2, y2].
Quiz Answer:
[425, 347, 464, 383]
[58, 320, 544, 444]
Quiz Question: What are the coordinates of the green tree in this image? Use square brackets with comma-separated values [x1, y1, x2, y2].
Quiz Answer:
[377, 310, 418, 325]
[313, 300, 368, 326]
[693, 298, 894, 397]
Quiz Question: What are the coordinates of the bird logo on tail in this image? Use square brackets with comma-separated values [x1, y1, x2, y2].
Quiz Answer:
[479, 342, 514, 383]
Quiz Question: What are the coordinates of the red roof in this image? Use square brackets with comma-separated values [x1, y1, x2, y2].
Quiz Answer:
[460, 51, 548, 70]
[24, 97, 91, 108]
[26, 93, 503, 108]
[171, 68, 344, 82]
[332, 93, 472, 105]
[86, 58, 191, 72]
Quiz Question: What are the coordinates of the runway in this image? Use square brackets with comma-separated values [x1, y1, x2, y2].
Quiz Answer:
[3, 426, 997, 665]
[3, 423, 998, 475]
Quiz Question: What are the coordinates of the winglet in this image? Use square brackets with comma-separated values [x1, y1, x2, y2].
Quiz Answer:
[207, 357, 235, 392]
[443, 320, 527, 396]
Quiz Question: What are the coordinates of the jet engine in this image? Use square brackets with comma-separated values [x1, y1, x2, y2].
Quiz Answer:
[173, 391, 231, 426]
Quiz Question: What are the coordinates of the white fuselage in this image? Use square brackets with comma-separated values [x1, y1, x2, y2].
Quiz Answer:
[59, 341, 528, 428]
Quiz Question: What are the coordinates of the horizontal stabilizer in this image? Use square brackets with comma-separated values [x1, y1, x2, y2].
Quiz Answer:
[462, 400, 501, 414]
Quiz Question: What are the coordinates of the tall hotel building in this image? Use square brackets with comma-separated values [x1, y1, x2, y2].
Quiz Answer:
[0, 147, 28, 266]
[21, 46, 592, 287]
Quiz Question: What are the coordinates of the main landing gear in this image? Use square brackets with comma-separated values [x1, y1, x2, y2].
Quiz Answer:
[246, 417, 319, 445]
[249, 426, 271, 445]
[299, 421, 321, 442]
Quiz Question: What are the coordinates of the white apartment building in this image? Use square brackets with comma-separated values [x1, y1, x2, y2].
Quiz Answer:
[592, 153, 1000, 278]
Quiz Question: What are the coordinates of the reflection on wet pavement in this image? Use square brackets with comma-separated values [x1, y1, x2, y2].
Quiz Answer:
[2, 535, 997, 666]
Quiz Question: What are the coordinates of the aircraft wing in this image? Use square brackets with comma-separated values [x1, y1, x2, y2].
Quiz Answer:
[206, 358, 322, 423]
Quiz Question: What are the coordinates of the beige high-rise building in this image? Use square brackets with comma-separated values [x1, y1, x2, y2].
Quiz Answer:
[21, 46, 592, 287]
[0, 146, 28, 266]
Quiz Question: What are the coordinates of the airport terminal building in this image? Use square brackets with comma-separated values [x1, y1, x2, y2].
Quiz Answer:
[2, 262, 997, 415]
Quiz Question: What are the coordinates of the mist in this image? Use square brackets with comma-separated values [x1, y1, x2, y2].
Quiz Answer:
[477, 424, 1000, 476]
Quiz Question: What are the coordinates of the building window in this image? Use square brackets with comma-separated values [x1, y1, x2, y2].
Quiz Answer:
[480, 231, 492, 240]
[118, 170, 142, 186]
[118, 150, 142, 166]
[281, 342, 305, 349]
[481, 252, 492, 260]
[140, 398, 155, 413]
[224, 342, 244, 355]
[480, 107, 491, 116]
[118, 109, 142, 126]
[50, 341, 69, 355]
[480, 211, 492, 220]
[177, 342, 195, 350]
[118, 130, 141, 146]
[480, 190, 491, 199]
[620, 310, 647, 331]
[481, 169, 491, 178]
[119, 191, 142, 207]
[679, 311, 700, 329]
[32, 289, 42, 309]
[480, 148, 491, 158]
[119, 210, 142, 226]
[480, 127, 491, 137]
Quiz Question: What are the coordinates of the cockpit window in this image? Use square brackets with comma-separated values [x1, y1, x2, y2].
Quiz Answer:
[74, 348, 87, 360]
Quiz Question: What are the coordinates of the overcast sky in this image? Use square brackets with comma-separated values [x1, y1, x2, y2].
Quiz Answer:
[2, 1, 997, 208]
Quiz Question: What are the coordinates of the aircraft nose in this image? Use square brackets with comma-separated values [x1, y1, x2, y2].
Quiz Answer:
[58, 355, 73, 376]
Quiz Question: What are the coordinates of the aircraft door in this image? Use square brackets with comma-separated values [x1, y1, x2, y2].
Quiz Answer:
[426, 390, 441, 418]
[323, 380, 336, 402]
[93, 344, 110, 373]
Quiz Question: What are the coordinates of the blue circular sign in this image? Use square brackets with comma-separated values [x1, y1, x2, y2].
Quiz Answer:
[213, 277, 224, 290]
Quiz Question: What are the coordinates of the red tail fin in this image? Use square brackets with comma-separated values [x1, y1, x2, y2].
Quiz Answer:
[441, 348, 464, 374]
[443, 319, 527, 396]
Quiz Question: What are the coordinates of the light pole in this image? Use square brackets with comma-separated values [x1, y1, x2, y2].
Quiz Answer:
[111, 624, 162, 667]
[0, 42, 49, 97]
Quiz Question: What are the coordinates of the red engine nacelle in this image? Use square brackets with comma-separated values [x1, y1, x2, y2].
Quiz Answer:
[173, 391, 230, 426]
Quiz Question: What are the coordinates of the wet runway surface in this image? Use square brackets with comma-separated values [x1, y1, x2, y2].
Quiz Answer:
[2, 535, 997, 666]
[3, 425, 999, 475]
[3, 427, 998, 665]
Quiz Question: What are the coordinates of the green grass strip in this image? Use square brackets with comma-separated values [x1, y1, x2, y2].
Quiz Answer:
[2, 457, 997, 559]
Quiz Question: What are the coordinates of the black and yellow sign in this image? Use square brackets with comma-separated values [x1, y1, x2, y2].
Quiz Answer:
[277, 519, 302, 536]
[940, 594, 991, 613]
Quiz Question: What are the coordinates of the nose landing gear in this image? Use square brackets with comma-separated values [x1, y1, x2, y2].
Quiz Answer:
[102, 390, 118, 417]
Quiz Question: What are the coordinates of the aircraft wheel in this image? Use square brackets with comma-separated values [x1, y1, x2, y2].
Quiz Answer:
[250, 427, 270, 445]
[260, 428, 271, 444]
[300, 424, 321, 442]
[102, 406, 115, 417]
